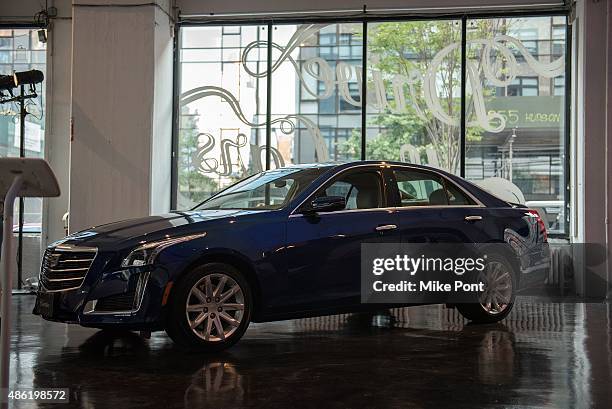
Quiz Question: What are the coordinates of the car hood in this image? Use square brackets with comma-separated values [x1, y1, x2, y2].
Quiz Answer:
[49, 209, 268, 249]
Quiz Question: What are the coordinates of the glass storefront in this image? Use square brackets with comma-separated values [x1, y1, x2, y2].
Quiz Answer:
[272, 23, 363, 164]
[178, 25, 268, 209]
[465, 16, 567, 235]
[175, 14, 568, 235]
[365, 20, 462, 173]
[0, 28, 47, 285]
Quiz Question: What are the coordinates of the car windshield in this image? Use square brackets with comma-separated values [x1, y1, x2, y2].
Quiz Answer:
[194, 167, 330, 210]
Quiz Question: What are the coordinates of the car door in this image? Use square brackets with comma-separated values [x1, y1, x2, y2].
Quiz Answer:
[389, 167, 490, 243]
[279, 166, 399, 312]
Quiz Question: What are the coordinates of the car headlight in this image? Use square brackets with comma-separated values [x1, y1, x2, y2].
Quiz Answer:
[121, 232, 207, 267]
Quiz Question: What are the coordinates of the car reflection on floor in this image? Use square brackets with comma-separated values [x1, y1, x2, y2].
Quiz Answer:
[9, 296, 611, 408]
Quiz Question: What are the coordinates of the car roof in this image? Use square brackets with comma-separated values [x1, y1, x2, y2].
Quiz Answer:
[282, 160, 447, 174]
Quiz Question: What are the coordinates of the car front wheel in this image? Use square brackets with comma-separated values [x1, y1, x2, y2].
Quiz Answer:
[165, 263, 252, 351]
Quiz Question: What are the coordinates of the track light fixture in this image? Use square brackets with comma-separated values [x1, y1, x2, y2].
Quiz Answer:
[0, 70, 44, 103]
[0, 75, 16, 91]
[13, 70, 44, 87]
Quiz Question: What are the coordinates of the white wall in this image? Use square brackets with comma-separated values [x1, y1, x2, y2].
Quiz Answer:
[69, 4, 155, 231]
[150, 5, 174, 215]
[67, 0, 174, 232]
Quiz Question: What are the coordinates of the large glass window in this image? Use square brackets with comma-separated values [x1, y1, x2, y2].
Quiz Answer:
[464, 16, 567, 234]
[178, 25, 268, 209]
[271, 23, 363, 164]
[365, 21, 462, 174]
[0, 28, 47, 286]
[175, 15, 569, 235]
[0, 29, 46, 160]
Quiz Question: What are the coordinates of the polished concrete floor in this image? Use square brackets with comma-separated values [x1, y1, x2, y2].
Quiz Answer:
[5, 296, 612, 408]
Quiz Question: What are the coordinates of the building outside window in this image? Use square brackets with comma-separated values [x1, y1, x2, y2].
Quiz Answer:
[509, 28, 538, 61]
[553, 76, 565, 96]
[551, 24, 566, 58]
[506, 77, 539, 96]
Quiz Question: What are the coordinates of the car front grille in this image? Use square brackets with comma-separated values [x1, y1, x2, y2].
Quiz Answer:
[40, 246, 97, 292]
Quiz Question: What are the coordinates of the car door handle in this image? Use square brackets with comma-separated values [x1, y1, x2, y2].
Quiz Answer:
[375, 224, 397, 231]
[464, 215, 483, 221]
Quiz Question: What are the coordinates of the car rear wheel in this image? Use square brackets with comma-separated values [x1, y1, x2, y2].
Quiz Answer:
[165, 263, 252, 351]
[456, 254, 516, 324]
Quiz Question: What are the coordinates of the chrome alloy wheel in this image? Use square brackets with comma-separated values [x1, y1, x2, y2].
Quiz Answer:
[478, 261, 513, 315]
[185, 273, 245, 342]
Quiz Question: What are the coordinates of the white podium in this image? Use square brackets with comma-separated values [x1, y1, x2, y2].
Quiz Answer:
[0, 158, 59, 406]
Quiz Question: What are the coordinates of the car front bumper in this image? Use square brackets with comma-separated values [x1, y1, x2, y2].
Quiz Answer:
[33, 264, 172, 331]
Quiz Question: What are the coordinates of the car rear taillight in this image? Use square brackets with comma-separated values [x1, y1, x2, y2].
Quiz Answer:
[527, 210, 548, 242]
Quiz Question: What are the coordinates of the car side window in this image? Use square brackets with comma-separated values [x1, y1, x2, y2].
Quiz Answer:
[393, 169, 474, 207]
[445, 182, 474, 205]
[312, 170, 383, 210]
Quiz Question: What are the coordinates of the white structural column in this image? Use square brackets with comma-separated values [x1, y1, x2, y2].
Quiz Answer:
[150, 3, 174, 216]
[43, 0, 73, 244]
[69, 0, 173, 232]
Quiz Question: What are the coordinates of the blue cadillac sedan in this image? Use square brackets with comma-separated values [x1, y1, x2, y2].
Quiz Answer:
[34, 161, 549, 350]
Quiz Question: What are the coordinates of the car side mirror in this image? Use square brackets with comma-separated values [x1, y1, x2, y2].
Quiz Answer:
[305, 196, 346, 213]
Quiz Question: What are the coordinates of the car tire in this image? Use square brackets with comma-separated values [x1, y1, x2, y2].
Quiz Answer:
[165, 263, 252, 351]
[456, 253, 517, 324]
